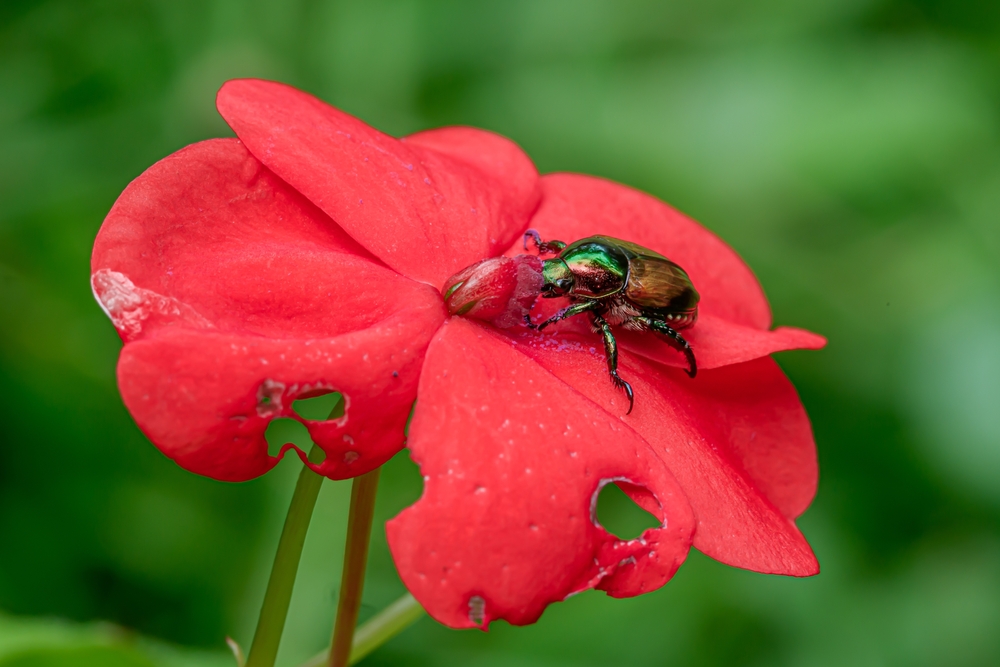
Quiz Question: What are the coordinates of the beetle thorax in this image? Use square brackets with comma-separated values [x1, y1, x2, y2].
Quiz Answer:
[558, 242, 630, 298]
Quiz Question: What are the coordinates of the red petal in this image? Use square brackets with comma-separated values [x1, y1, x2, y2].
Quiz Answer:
[510, 331, 819, 576]
[628, 316, 827, 371]
[92, 139, 398, 341]
[92, 139, 445, 480]
[387, 319, 695, 629]
[520, 174, 773, 329]
[526, 299, 826, 371]
[671, 357, 819, 521]
[117, 323, 436, 482]
[216, 79, 540, 287]
[403, 126, 540, 256]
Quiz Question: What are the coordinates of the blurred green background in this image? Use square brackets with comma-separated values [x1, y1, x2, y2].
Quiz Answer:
[2, 0, 1000, 665]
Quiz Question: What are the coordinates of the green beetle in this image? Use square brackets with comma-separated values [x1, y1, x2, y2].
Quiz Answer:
[524, 230, 699, 414]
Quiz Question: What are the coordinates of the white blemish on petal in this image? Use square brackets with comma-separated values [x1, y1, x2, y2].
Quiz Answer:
[91, 269, 212, 339]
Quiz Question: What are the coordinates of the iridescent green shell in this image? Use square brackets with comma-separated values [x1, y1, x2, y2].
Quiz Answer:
[559, 235, 699, 313]
[556, 238, 630, 298]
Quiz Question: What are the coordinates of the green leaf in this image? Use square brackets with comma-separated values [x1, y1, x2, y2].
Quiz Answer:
[0, 614, 231, 667]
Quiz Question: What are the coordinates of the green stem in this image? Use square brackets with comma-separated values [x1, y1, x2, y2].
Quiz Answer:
[348, 593, 425, 663]
[245, 445, 325, 667]
[327, 468, 381, 667]
[299, 593, 425, 667]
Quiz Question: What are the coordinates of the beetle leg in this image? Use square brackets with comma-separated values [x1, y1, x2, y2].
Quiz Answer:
[591, 312, 635, 414]
[534, 300, 597, 331]
[523, 228, 567, 255]
[641, 317, 697, 378]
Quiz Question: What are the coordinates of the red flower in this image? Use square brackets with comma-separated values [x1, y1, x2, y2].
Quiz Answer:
[92, 79, 825, 630]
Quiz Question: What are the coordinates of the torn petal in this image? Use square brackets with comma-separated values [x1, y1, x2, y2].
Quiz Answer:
[387, 319, 694, 629]
[93, 138, 447, 481]
[515, 335, 819, 576]
[117, 301, 441, 481]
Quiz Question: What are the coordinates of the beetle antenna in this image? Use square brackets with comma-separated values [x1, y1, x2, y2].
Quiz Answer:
[523, 229, 542, 252]
[522, 229, 566, 255]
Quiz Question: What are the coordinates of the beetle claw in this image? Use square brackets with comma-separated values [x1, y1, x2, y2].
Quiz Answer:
[611, 373, 635, 415]
[680, 344, 697, 378]
[640, 316, 698, 381]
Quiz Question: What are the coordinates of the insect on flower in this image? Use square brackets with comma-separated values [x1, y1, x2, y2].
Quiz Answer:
[524, 229, 699, 414]
[92, 78, 828, 630]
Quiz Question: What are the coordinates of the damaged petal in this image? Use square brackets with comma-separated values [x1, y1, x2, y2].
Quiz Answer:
[257, 379, 285, 416]
[91, 269, 212, 340]
[441, 254, 542, 329]
[387, 319, 695, 628]
[468, 595, 486, 626]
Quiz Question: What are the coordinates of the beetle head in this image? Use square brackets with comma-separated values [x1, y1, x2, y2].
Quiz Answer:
[540, 258, 574, 297]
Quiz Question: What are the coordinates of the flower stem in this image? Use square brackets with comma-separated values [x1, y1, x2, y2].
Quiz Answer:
[347, 593, 425, 663]
[245, 445, 325, 667]
[327, 467, 381, 667]
[298, 593, 425, 667]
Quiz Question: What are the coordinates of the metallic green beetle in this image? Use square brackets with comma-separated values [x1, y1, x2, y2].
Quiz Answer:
[524, 229, 699, 414]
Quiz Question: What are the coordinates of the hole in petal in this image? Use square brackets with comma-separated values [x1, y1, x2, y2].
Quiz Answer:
[257, 379, 285, 416]
[468, 595, 486, 625]
[264, 418, 326, 463]
[595, 482, 659, 540]
[379, 448, 424, 514]
[292, 391, 344, 421]
[404, 400, 417, 438]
